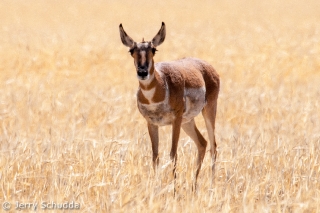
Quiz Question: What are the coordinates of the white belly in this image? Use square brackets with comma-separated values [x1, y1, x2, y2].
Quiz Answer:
[137, 86, 206, 126]
[182, 87, 206, 123]
[138, 101, 175, 126]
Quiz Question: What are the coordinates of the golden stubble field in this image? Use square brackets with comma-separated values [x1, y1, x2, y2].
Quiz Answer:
[0, 0, 320, 212]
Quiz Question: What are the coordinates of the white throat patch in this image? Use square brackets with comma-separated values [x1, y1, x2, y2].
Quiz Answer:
[141, 87, 156, 102]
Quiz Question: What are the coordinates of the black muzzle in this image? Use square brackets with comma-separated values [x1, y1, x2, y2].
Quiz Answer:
[137, 69, 148, 78]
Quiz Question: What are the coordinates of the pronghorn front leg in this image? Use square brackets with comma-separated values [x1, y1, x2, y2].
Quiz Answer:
[147, 122, 159, 171]
[170, 116, 183, 177]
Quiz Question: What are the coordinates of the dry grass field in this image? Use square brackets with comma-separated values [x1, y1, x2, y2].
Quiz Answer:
[0, 0, 320, 212]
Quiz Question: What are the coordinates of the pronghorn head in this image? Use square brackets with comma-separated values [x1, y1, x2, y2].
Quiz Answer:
[119, 22, 166, 81]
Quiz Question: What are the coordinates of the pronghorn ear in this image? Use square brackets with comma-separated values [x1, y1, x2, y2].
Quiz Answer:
[152, 22, 166, 47]
[119, 23, 135, 47]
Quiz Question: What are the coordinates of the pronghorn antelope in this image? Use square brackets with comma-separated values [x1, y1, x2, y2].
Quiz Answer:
[119, 22, 220, 186]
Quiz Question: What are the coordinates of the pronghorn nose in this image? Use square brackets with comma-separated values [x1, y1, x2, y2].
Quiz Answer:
[138, 65, 147, 70]
[137, 69, 148, 77]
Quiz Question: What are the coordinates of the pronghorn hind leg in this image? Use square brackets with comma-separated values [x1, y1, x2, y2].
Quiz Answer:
[147, 123, 159, 171]
[202, 100, 218, 181]
[182, 119, 207, 190]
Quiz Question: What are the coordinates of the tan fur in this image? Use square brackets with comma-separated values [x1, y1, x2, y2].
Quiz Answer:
[138, 66, 166, 104]
[119, 22, 220, 189]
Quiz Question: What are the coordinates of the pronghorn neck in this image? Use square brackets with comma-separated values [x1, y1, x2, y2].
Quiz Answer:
[138, 64, 166, 104]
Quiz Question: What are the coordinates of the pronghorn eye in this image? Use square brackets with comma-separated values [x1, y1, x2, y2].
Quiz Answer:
[152, 48, 157, 55]
[129, 48, 134, 55]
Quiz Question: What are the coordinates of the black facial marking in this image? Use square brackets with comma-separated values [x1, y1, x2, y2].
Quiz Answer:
[137, 50, 149, 69]
[152, 48, 157, 55]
